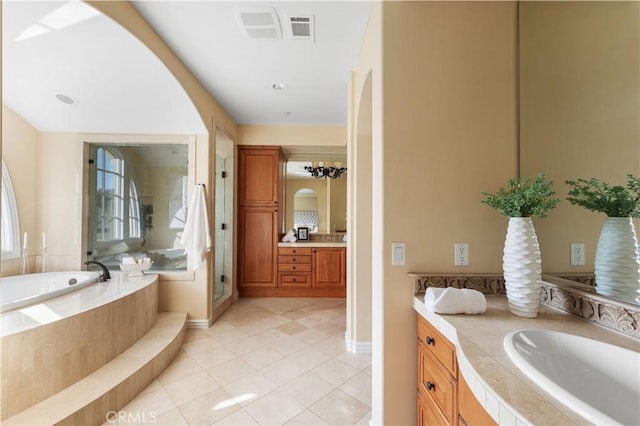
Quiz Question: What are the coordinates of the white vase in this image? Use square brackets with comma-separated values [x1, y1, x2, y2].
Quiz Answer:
[503, 217, 542, 318]
[594, 217, 640, 300]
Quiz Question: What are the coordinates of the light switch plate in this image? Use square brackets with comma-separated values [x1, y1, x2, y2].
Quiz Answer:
[391, 242, 406, 265]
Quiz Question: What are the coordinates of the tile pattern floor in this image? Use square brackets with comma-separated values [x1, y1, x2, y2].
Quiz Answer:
[111, 298, 371, 425]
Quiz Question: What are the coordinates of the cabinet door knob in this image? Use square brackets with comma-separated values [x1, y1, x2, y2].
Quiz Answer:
[292, 278, 296, 282]
[293, 266, 296, 270]
[292, 258, 296, 262]
[426, 381, 435, 391]
[292, 250, 297, 253]
[426, 336, 434, 345]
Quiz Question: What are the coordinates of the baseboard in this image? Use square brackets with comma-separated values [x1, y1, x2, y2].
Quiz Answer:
[345, 332, 372, 354]
[187, 319, 211, 329]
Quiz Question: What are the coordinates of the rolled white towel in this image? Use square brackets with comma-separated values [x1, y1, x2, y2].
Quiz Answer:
[424, 287, 486, 314]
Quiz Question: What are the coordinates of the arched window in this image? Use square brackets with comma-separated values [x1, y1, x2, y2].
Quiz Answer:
[95, 147, 124, 241]
[1, 161, 21, 259]
[129, 180, 142, 238]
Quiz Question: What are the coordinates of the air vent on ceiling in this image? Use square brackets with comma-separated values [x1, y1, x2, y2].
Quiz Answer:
[288, 15, 315, 41]
[235, 7, 282, 40]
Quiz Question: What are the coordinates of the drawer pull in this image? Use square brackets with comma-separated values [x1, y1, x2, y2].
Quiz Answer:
[426, 336, 434, 345]
[293, 266, 296, 270]
[426, 381, 435, 391]
[292, 258, 297, 262]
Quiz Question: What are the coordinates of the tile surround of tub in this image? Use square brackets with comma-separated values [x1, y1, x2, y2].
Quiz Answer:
[410, 273, 640, 339]
[0, 280, 159, 420]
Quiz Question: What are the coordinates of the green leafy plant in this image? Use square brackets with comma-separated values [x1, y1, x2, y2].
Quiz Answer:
[565, 175, 640, 218]
[482, 174, 561, 218]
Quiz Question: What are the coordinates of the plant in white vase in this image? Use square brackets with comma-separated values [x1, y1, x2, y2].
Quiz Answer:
[482, 174, 560, 318]
[565, 175, 640, 300]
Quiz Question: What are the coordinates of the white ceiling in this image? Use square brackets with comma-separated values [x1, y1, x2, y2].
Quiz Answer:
[2, 1, 371, 134]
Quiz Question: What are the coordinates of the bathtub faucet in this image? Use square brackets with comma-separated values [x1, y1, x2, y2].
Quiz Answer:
[84, 261, 111, 282]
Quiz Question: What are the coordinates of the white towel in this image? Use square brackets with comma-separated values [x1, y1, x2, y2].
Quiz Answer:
[281, 229, 295, 242]
[424, 287, 487, 314]
[180, 185, 212, 270]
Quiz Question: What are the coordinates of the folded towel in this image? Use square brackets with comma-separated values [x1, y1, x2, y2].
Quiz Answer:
[180, 184, 212, 270]
[282, 229, 295, 242]
[424, 287, 486, 314]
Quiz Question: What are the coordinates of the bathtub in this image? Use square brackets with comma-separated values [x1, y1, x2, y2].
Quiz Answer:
[0, 271, 101, 312]
[1, 272, 159, 420]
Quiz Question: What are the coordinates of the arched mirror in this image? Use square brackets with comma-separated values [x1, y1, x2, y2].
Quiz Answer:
[293, 188, 319, 233]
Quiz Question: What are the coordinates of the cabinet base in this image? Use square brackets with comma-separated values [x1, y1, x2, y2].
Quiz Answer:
[238, 287, 346, 298]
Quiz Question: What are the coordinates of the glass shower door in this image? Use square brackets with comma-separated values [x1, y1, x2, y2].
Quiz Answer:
[214, 155, 226, 300]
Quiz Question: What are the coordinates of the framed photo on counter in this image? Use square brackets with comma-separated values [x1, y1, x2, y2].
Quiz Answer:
[297, 227, 309, 241]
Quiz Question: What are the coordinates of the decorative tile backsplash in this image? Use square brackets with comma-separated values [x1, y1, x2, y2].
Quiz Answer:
[410, 273, 639, 340]
[410, 273, 506, 295]
[309, 233, 346, 242]
[541, 280, 639, 340]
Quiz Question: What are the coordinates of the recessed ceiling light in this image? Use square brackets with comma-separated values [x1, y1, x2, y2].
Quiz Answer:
[272, 82, 288, 91]
[55, 94, 75, 105]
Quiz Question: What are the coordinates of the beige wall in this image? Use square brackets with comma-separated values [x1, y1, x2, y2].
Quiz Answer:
[238, 125, 345, 147]
[329, 176, 347, 232]
[520, 1, 640, 273]
[1, 105, 39, 275]
[354, 2, 518, 423]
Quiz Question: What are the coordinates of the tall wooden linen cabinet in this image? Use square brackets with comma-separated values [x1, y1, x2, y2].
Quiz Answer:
[237, 146, 286, 295]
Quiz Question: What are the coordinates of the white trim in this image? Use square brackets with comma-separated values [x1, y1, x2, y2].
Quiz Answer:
[345, 332, 372, 354]
[187, 319, 211, 329]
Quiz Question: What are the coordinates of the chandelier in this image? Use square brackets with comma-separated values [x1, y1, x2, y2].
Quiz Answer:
[304, 162, 347, 179]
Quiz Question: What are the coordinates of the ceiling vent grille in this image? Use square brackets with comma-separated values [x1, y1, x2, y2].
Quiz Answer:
[235, 7, 282, 40]
[288, 15, 315, 41]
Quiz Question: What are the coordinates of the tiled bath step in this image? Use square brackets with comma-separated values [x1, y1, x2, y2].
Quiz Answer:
[4, 312, 187, 426]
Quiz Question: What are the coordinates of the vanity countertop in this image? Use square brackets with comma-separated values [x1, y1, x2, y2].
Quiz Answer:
[278, 242, 346, 248]
[414, 294, 639, 425]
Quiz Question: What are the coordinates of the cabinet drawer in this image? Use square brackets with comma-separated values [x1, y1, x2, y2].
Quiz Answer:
[278, 263, 312, 272]
[279, 247, 312, 256]
[279, 255, 312, 264]
[278, 273, 312, 287]
[419, 346, 456, 422]
[418, 315, 456, 375]
[418, 392, 449, 426]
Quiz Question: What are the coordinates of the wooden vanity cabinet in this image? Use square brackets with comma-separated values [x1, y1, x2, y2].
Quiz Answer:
[312, 247, 346, 288]
[237, 146, 285, 295]
[416, 314, 496, 426]
[278, 247, 312, 288]
[238, 146, 282, 207]
[238, 207, 279, 289]
[273, 246, 346, 297]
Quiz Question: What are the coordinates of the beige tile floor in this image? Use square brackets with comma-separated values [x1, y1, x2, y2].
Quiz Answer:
[112, 298, 371, 425]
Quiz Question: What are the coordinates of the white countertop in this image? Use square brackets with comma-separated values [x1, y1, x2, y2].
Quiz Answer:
[278, 242, 346, 248]
[1, 272, 158, 337]
[414, 294, 639, 425]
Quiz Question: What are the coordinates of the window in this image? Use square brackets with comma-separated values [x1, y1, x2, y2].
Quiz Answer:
[1, 161, 21, 259]
[95, 147, 124, 241]
[129, 180, 142, 238]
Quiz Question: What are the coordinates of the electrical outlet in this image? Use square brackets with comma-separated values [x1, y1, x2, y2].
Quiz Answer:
[454, 243, 469, 266]
[571, 243, 585, 266]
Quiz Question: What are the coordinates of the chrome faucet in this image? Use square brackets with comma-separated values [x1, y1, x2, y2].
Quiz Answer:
[84, 260, 111, 282]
